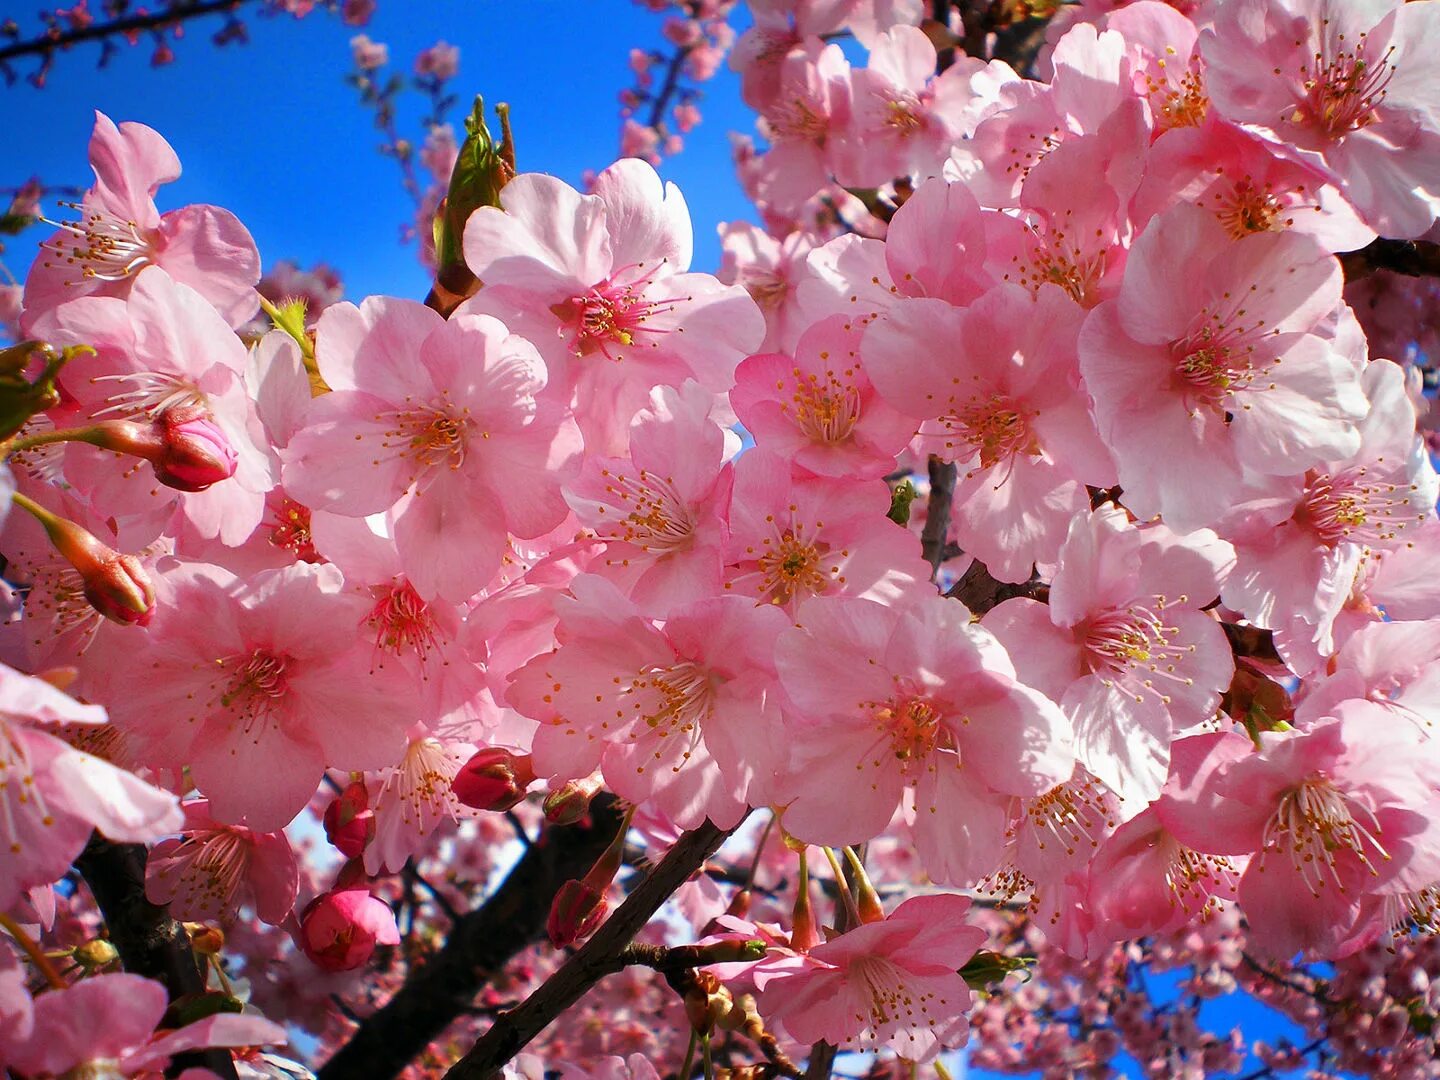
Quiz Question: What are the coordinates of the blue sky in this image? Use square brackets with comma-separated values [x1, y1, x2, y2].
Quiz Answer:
[2, 0, 761, 301]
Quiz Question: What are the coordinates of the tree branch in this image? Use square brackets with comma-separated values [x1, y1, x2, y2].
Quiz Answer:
[0, 1, 254, 67]
[444, 815, 742, 1080]
[75, 833, 238, 1080]
[1339, 237, 1440, 282]
[921, 457, 957, 578]
[316, 795, 626, 1080]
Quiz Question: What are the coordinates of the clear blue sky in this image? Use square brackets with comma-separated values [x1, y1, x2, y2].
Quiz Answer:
[2, 0, 761, 301]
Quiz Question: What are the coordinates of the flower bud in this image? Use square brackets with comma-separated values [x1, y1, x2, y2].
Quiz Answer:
[24, 501, 155, 626]
[184, 923, 226, 956]
[151, 406, 238, 492]
[323, 781, 375, 857]
[452, 748, 536, 812]
[72, 938, 119, 970]
[299, 888, 400, 972]
[542, 774, 604, 826]
[547, 878, 608, 948]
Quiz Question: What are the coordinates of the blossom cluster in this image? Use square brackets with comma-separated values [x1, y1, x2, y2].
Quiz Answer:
[4, 0, 1440, 1074]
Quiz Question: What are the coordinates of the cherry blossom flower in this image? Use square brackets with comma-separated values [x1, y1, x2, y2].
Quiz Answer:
[775, 593, 1074, 883]
[2, 972, 285, 1078]
[985, 506, 1235, 804]
[282, 300, 581, 603]
[730, 314, 914, 479]
[1201, 0, 1440, 238]
[1079, 203, 1367, 533]
[509, 577, 789, 829]
[459, 158, 763, 453]
[86, 561, 410, 832]
[564, 381, 735, 613]
[865, 283, 1117, 581]
[145, 798, 298, 925]
[22, 112, 261, 330]
[754, 893, 984, 1062]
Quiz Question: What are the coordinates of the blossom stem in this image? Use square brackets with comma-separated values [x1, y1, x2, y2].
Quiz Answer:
[0, 911, 67, 991]
[679, 1027, 699, 1080]
[821, 846, 864, 927]
[3, 424, 110, 458]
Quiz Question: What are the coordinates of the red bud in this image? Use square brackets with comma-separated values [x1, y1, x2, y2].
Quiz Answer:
[452, 748, 536, 811]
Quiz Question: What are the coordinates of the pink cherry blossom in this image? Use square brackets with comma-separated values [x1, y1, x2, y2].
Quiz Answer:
[145, 797, 298, 925]
[363, 733, 478, 875]
[299, 888, 401, 971]
[864, 283, 1116, 581]
[722, 450, 930, 614]
[730, 314, 914, 479]
[509, 576, 789, 829]
[755, 893, 983, 1061]
[282, 300, 580, 603]
[1079, 203, 1367, 533]
[86, 561, 410, 832]
[1201, 0, 1440, 238]
[775, 593, 1075, 883]
[459, 158, 763, 453]
[3, 972, 285, 1077]
[985, 506, 1234, 803]
[22, 112, 261, 330]
[564, 381, 735, 613]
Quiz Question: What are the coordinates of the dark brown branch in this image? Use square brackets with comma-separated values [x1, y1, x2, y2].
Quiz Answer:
[0, 1, 253, 67]
[946, 559, 1047, 616]
[316, 795, 626, 1080]
[75, 833, 238, 1080]
[920, 457, 957, 578]
[1339, 237, 1440, 282]
[444, 815, 742, 1080]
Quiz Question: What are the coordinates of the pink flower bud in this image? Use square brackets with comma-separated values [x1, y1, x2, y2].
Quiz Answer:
[547, 878, 607, 948]
[452, 748, 536, 812]
[299, 888, 399, 972]
[323, 781, 375, 857]
[31, 507, 155, 626]
[542, 774, 604, 826]
[152, 406, 238, 492]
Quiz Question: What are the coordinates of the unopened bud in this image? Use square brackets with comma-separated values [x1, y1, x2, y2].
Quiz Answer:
[299, 888, 400, 972]
[72, 938, 119, 969]
[959, 949, 1032, 991]
[184, 923, 226, 956]
[19, 497, 155, 626]
[152, 406, 238, 491]
[323, 781, 375, 857]
[547, 878, 607, 948]
[452, 748, 536, 812]
[542, 774, 604, 826]
[85, 406, 238, 492]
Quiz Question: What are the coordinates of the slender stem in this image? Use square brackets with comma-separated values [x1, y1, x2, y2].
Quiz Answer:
[5, 425, 106, 457]
[679, 1027, 700, 1080]
[820, 847, 862, 927]
[0, 912, 66, 990]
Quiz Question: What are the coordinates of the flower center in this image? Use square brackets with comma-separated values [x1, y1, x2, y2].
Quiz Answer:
[865, 693, 951, 778]
[1292, 37, 1395, 138]
[1261, 776, 1390, 896]
[1018, 774, 1117, 858]
[626, 660, 714, 773]
[883, 94, 925, 135]
[553, 263, 681, 360]
[267, 499, 322, 563]
[40, 202, 156, 286]
[1148, 61, 1209, 129]
[367, 581, 441, 661]
[1082, 603, 1195, 705]
[89, 370, 207, 420]
[941, 394, 1039, 474]
[768, 96, 830, 143]
[596, 466, 696, 554]
[217, 649, 291, 730]
[1211, 178, 1287, 238]
[1295, 467, 1423, 548]
[382, 737, 465, 831]
[786, 364, 863, 445]
[1170, 323, 1261, 411]
[754, 527, 835, 604]
[170, 828, 251, 920]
